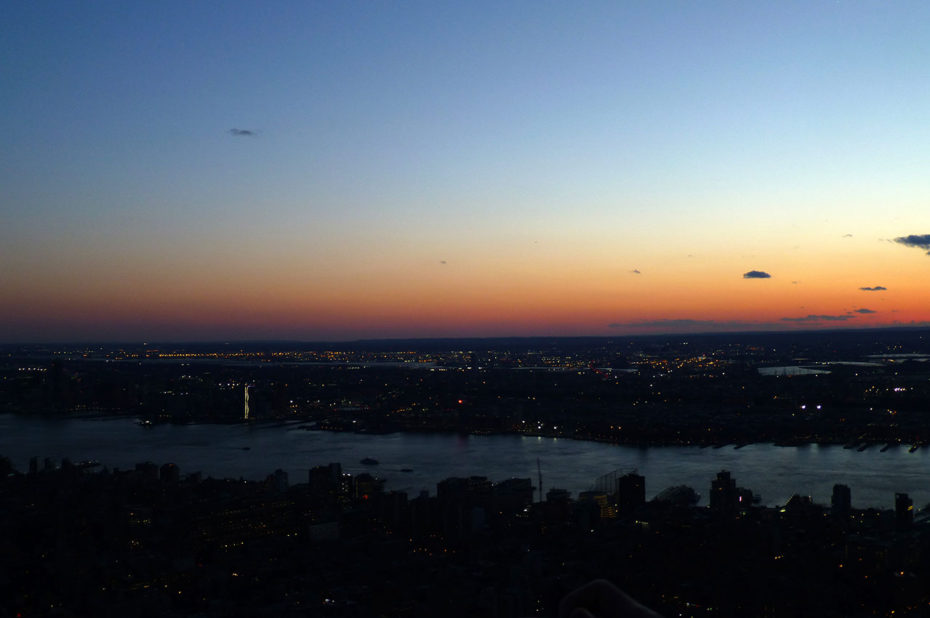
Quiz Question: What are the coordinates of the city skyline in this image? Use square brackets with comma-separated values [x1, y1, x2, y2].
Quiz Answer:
[3, 2, 930, 343]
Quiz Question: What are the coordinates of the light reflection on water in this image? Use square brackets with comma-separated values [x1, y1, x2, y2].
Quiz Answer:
[1, 414, 927, 509]
[757, 366, 829, 376]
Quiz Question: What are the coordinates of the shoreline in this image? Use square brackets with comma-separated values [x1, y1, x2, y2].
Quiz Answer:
[1, 409, 923, 451]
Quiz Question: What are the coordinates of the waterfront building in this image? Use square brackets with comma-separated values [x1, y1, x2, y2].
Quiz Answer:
[895, 492, 913, 530]
[617, 472, 646, 515]
[710, 470, 737, 513]
[832, 484, 851, 519]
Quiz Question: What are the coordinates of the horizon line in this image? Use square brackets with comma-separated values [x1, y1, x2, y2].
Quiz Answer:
[3, 324, 930, 348]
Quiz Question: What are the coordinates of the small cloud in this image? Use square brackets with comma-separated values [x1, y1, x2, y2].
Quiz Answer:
[854, 308, 876, 314]
[859, 286, 887, 291]
[791, 280, 799, 285]
[894, 234, 930, 255]
[743, 270, 771, 279]
[631, 269, 641, 274]
[842, 233, 853, 238]
[439, 260, 447, 265]
[228, 128, 257, 137]
[781, 314, 855, 323]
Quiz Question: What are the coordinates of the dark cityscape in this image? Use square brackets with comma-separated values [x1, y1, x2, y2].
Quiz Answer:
[6, 2, 930, 616]
[3, 329, 930, 616]
[5, 328, 930, 447]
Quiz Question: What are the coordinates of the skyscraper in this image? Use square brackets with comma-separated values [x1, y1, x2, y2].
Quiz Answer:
[710, 470, 737, 513]
[831, 484, 851, 519]
[895, 493, 913, 530]
[618, 472, 646, 514]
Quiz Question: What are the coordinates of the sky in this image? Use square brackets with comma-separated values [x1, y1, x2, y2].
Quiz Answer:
[2, 1, 930, 342]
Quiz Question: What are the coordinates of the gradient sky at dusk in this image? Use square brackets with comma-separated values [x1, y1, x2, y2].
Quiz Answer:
[3, 1, 930, 342]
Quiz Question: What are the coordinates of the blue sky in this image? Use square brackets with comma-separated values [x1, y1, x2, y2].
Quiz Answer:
[3, 2, 930, 341]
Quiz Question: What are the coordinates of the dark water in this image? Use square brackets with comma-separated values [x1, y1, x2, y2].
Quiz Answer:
[2, 414, 928, 509]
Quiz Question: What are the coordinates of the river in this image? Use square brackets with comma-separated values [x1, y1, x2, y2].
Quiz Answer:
[1, 413, 928, 509]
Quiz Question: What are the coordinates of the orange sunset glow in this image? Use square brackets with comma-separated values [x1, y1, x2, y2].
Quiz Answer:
[3, 3, 930, 342]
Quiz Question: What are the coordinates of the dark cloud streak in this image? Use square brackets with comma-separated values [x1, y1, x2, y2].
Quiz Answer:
[228, 128, 257, 137]
[781, 314, 855, 322]
[894, 234, 930, 254]
[859, 286, 886, 291]
[743, 270, 771, 279]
